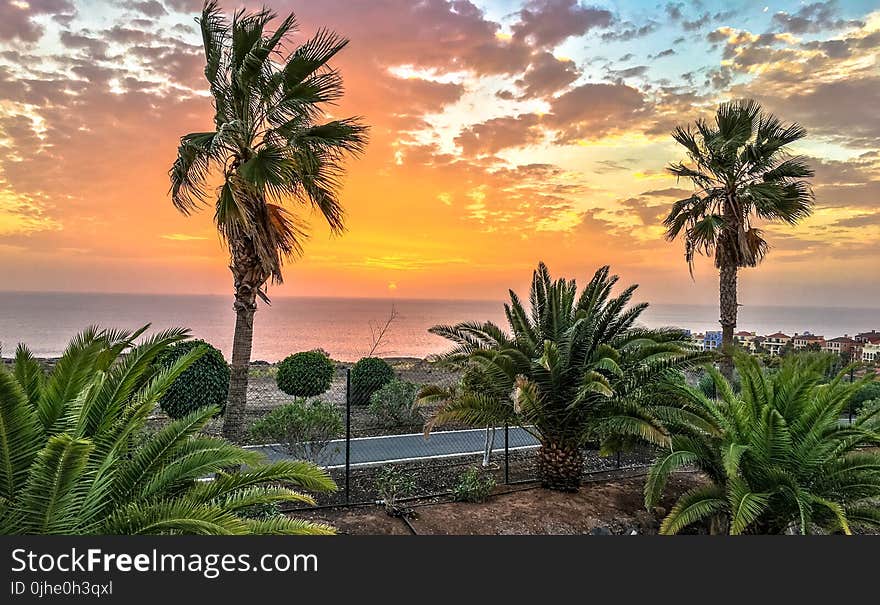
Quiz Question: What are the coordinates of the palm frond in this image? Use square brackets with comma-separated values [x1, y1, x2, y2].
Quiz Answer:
[0, 367, 41, 503]
[659, 484, 727, 535]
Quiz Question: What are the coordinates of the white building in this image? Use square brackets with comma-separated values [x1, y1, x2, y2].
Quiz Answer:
[764, 332, 792, 356]
[863, 343, 880, 363]
[734, 331, 757, 352]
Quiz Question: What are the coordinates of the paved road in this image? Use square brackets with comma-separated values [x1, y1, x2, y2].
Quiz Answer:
[249, 426, 540, 469]
[249, 416, 862, 468]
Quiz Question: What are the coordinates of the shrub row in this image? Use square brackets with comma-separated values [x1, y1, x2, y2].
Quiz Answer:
[155, 343, 404, 420]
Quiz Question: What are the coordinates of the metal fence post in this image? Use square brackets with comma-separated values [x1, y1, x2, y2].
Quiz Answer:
[345, 367, 351, 504]
[848, 367, 855, 423]
[504, 422, 509, 484]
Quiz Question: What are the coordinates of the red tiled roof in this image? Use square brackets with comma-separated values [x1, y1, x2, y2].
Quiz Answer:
[766, 332, 791, 339]
[827, 336, 856, 344]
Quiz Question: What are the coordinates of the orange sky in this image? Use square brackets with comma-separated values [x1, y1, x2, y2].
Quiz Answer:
[0, 1, 878, 307]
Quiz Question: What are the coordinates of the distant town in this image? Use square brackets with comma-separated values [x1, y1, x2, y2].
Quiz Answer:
[687, 329, 880, 363]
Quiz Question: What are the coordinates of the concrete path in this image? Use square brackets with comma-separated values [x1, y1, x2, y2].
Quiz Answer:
[249, 426, 540, 469]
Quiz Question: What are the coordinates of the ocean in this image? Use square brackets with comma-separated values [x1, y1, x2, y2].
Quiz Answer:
[0, 291, 877, 362]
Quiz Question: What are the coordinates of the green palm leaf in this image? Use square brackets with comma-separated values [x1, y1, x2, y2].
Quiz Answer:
[659, 485, 727, 535]
[1, 327, 335, 535]
[425, 262, 701, 490]
[12, 434, 93, 534]
[0, 367, 41, 502]
[653, 354, 880, 534]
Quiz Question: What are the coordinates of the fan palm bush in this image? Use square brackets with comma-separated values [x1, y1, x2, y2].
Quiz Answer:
[170, 1, 368, 441]
[664, 100, 814, 375]
[0, 326, 336, 535]
[419, 263, 708, 491]
[645, 354, 880, 534]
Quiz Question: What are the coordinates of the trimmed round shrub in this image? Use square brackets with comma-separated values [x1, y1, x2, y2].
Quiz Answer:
[155, 339, 230, 419]
[276, 350, 334, 397]
[350, 357, 394, 405]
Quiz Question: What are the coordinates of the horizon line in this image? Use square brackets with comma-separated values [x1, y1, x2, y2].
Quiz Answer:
[1, 289, 880, 312]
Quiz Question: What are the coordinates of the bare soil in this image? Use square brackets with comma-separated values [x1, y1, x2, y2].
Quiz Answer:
[295, 472, 704, 535]
[290, 445, 658, 507]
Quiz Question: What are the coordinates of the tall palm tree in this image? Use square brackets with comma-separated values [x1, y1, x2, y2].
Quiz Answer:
[419, 263, 708, 491]
[646, 354, 880, 534]
[169, 1, 368, 441]
[664, 99, 814, 376]
[0, 326, 336, 535]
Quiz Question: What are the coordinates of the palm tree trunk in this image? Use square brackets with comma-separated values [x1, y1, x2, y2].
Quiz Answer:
[719, 262, 737, 379]
[538, 439, 583, 491]
[223, 293, 256, 442]
[482, 425, 495, 467]
[222, 242, 263, 442]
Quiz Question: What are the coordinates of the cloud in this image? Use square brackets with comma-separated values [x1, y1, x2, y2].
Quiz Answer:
[831, 212, 880, 228]
[810, 155, 880, 210]
[455, 114, 543, 156]
[708, 22, 880, 148]
[621, 197, 668, 226]
[361, 255, 469, 271]
[514, 51, 580, 98]
[771, 1, 864, 34]
[594, 159, 637, 173]
[666, 3, 734, 32]
[512, 0, 612, 47]
[766, 78, 880, 148]
[546, 82, 646, 142]
[59, 31, 110, 56]
[640, 188, 693, 198]
[0, 190, 61, 236]
[0, 0, 877, 301]
[600, 21, 657, 42]
[651, 48, 676, 59]
[665, 2, 684, 22]
[456, 79, 649, 153]
[0, 0, 75, 42]
[121, 1, 167, 18]
[607, 65, 649, 79]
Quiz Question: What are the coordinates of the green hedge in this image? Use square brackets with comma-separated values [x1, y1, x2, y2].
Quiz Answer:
[155, 339, 230, 419]
[276, 350, 334, 397]
[350, 357, 394, 405]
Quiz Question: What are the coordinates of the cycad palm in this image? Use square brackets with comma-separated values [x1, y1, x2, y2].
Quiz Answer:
[0, 327, 336, 535]
[419, 263, 707, 491]
[664, 99, 813, 375]
[170, 1, 368, 441]
[646, 354, 880, 534]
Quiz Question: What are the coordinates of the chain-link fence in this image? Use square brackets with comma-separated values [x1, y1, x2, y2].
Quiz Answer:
[244, 363, 656, 508]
